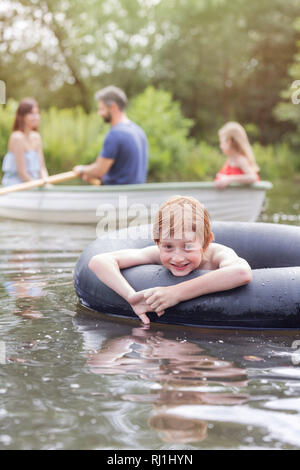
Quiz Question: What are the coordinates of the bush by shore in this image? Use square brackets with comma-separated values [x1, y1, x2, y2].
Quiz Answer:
[1, 87, 299, 183]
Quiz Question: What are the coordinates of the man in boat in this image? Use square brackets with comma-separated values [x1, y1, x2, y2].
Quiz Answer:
[74, 86, 148, 185]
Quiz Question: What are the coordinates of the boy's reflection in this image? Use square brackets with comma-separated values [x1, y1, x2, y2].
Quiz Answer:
[75, 317, 249, 444]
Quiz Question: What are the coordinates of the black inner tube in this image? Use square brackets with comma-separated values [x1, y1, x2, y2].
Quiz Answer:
[74, 222, 300, 329]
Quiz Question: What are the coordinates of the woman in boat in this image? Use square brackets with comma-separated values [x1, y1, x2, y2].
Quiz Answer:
[215, 121, 260, 189]
[1, 98, 49, 186]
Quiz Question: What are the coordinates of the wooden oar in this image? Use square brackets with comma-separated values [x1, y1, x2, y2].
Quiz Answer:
[0, 171, 100, 196]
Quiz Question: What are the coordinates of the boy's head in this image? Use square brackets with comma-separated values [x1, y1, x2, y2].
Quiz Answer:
[153, 196, 214, 276]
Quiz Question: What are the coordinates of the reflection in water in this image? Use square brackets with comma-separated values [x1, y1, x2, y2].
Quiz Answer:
[148, 414, 207, 444]
[1, 250, 46, 319]
[1, 218, 300, 449]
[74, 315, 249, 444]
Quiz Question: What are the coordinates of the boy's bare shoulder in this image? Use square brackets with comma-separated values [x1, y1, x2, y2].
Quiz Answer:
[207, 242, 237, 255]
[201, 243, 240, 269]
[138, 245, 161, 263]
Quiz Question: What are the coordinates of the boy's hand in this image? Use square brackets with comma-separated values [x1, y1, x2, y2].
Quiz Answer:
[127, 294, 152, 324]
[144, 286, 180, 312]
[128, 291, 166, 324]
[130, 286, 180, 318]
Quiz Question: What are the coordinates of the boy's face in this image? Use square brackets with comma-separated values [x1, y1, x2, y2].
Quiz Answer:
[158, 231, 203, 277]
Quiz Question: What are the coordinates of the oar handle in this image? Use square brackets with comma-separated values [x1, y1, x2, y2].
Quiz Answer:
[47, 171, 79, 184]
[0, 171, 100, 196]
[47, 171, 100, 186]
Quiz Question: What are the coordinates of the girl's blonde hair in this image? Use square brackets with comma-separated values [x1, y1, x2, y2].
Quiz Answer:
[153, 195, 214, 251]
[219, 121, 259, 172]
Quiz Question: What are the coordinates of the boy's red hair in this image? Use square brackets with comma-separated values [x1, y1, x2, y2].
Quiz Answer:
[153, 195, 214, 250]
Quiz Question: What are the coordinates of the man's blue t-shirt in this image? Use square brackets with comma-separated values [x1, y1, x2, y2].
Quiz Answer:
[99, 121, 148, 185]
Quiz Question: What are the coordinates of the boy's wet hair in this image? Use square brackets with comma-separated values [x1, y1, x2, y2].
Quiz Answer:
[153, 195, 214, 250]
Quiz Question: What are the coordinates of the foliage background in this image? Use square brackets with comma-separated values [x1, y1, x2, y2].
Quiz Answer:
[1, 0, 300, 181]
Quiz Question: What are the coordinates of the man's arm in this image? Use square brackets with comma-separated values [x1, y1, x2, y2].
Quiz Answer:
[88, 246, 161, 324]
[74, 156, 114, 180]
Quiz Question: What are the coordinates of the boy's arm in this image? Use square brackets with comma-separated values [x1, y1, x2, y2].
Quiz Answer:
[88, 246, 161, 324]
[176, 245, 251, 300]
[139, 245, 252, 313]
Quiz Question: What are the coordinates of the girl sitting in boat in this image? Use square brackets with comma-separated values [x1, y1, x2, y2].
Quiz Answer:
[215, 121, 260, 189]
[1, 98, 49, 186]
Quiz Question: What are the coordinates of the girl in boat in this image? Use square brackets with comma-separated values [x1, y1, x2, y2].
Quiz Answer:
[1, 98, 49, 186]
[215, 121, 260, 189]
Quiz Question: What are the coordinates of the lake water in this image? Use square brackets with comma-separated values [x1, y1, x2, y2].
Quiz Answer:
[0, 181, 300, 450]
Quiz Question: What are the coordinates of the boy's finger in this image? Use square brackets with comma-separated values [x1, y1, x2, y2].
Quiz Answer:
[139, 313, 150, 324]
[157, 310, 165, 317]
[145, 295, 156, 305]
[150, 301, 160, 310]
[154, 304, 163, 312]
[143, 290, 153, 299]
[129, 292, 145, 304]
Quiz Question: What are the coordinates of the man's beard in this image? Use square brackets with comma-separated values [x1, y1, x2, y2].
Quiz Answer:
[103, 112, 112, 123]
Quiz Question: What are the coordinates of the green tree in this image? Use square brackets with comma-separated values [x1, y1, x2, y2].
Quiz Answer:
[274, 17, 300, 146]
[1, 0, 299, 145]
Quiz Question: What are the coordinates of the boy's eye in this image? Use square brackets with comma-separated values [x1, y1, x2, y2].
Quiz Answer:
[185, 244, 193, 250]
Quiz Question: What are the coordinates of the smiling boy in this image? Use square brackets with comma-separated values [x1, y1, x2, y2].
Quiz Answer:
[88, 196, 252, 324]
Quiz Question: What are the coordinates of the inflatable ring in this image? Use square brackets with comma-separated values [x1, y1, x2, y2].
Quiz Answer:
[74, 222, 300, 329]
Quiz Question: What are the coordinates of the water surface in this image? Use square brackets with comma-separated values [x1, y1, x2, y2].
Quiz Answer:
[0, 181, 300, 450]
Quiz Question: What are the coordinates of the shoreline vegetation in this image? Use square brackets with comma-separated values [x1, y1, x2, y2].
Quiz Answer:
[1, 87, 300, 183]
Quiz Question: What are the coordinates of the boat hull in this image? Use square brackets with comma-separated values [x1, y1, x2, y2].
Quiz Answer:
[0, 181, 272, 224]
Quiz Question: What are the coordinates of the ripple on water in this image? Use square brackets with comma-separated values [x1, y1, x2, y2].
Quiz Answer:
[1, 218, 300, 449]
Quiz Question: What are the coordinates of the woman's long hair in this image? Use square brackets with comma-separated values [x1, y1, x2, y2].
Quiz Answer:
[12, 98, 39, 132]
[219, 121, 259, 172]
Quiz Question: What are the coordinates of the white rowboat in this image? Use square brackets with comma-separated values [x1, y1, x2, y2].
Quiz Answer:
[0, 181, 272, 225]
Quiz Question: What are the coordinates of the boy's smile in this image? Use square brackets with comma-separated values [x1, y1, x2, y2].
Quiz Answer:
[158, 231, 203, 277]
